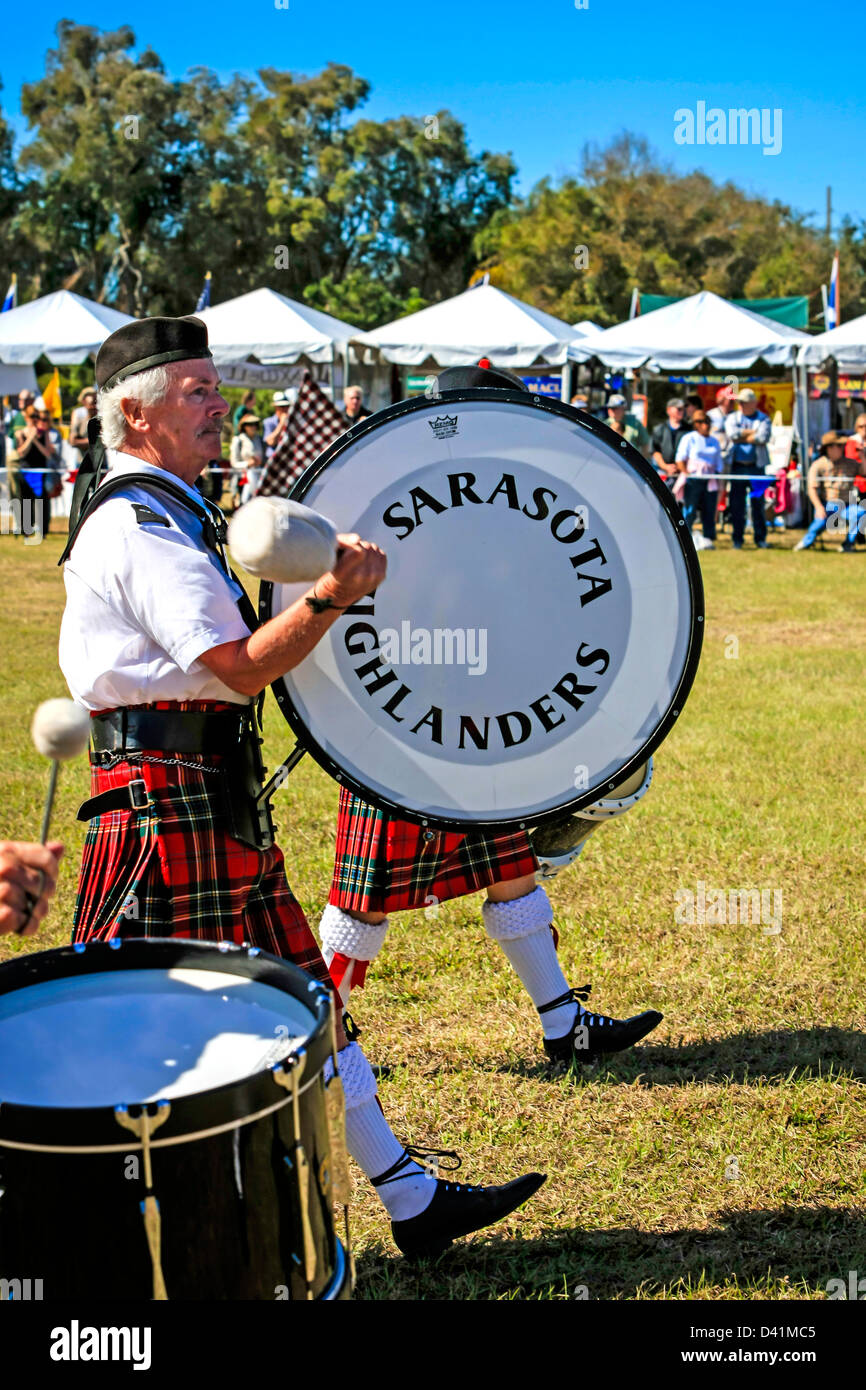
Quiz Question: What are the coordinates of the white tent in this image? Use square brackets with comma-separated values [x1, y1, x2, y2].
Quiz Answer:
[355, 282, 582, 368]
[572, 319, 602, 336]
[567, 290, 808, 370]
[796, 314, 866, 369]
[197, 288, 360, 367]
[0, 291, 132, 365]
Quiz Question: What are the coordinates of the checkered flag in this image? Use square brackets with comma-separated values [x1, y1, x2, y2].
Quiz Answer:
[258, 372, 346, 497]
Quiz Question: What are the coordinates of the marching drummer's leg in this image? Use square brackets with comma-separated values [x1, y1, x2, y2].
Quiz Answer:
[336, 1038, 546, 1257]
[336, 1041, 436, 1220]
[320, 903, 389, 1004]
[482, 881, 664, 1065]
[482, 883, 577, 1038]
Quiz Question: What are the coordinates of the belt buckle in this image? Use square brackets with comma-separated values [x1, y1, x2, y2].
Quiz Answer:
[128, 778, 148, 810]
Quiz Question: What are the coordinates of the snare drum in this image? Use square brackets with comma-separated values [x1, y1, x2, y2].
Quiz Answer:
[0, 937, 351, 1301]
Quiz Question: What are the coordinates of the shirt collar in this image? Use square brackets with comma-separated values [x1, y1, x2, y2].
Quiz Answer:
[104, 450, 206, 507]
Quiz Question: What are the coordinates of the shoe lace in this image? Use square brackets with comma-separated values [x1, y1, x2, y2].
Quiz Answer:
[372, 1145, 472, 1191]
[538, 984, 616, 1028]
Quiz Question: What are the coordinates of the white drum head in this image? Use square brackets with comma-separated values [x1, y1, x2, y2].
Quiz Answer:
[262, 391, 703, 829]
[0, 968, 315, 1108]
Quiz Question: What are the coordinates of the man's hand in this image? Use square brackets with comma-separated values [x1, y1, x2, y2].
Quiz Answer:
[314, 533, 387, 609]
[0, 840, 64, 936]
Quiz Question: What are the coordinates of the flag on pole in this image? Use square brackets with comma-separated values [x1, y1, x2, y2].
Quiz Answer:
[258, 373, 346, 497]
[826, 253, 840, 330]
[629, 287, 640, 319]
[2, 274, 17, 313]
[42, 368, 62, 418]
[195, 271, 212, 312]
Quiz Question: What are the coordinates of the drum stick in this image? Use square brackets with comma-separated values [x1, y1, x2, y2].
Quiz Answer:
[21, 700, 91, 932]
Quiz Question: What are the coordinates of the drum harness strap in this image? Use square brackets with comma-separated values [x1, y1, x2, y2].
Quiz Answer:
[61, 471, 304, 851]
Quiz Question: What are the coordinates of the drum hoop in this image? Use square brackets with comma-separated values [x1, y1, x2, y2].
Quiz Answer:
[0, 1073, 324, 1154]
[577, 756, 654, 821]
[260, 389, 705, 832]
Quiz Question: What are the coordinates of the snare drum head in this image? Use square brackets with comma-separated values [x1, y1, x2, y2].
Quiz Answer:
[0, 954, 315, 1109]
[262, 390, 703, 830]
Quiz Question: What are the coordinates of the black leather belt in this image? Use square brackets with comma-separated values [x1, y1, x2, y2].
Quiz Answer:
[90, 707, 250, 757]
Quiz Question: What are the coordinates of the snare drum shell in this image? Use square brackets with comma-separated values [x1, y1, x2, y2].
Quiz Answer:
[0, 939, 349, 1301]
[0, 1069, 341, 1300]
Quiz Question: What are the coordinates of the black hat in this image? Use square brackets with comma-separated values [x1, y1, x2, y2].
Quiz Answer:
[436, 364, 528, 392]
[96, 316, 212, 391]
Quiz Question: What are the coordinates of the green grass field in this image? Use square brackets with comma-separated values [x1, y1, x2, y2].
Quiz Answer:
[1, 524, 864, 1301]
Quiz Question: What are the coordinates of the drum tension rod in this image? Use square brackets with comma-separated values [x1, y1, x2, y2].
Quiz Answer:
[272, 1050, 317, 1298]
[114, 1102, 171, 1302]
[256, 743, 307, 805]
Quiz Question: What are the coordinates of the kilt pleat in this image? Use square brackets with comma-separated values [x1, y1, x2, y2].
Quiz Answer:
[328, 788, 538, 914]
[72, 753, 331, 987]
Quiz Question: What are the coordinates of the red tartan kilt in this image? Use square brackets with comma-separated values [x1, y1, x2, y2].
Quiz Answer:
[328, 788, 538, 914]
[72, 751, 331, 988]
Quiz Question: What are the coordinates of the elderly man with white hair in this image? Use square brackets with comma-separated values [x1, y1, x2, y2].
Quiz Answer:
[55, 314, 544, 1264]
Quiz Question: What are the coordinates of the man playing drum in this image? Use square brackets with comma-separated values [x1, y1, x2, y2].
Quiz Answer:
[319, 365, 663, 1070]
[57, 317, 544, 1259]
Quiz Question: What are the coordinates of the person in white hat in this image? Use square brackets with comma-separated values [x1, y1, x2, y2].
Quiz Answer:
[263, 391, 292, 460]
[606, 393, 651, 458]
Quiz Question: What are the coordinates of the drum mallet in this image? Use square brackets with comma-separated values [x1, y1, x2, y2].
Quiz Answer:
[30, 698, 91, 843]
[19, 700, 91, 936]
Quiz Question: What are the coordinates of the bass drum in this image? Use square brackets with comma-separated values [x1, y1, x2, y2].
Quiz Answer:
[260, 389, 703, 832]
[0, 938, 352, 1301]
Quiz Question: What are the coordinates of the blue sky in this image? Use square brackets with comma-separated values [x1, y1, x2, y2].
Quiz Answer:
[1, 0, 861, 230]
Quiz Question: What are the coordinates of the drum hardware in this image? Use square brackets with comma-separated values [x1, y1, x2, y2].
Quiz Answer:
[256, 742, 308, 805]
[325, 1004, 354, 1288]
[114, 1102, 171, 1301]
[272, 1049, 316, 1299]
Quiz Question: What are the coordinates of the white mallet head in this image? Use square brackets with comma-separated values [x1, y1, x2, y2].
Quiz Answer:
[227, 497, 339, 584]
[31, 699, 91, 761]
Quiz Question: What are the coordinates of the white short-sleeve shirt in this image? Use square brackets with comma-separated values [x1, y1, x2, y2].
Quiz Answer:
[675, 431, 723, 491]
[59, 452, 253, 710]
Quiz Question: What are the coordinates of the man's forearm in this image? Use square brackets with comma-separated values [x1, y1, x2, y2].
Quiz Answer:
[201, 592, 346, 697]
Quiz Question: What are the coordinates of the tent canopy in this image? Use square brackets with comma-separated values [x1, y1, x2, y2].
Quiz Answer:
[637, 293, 810, 329]
[0, 291, 133, 365]
[568, 290, 809, 370]
[796, 314, 866, 369]
[572, 319, 603, 335]
[355, 282, 582, 367]
[197, 287, 360, 366]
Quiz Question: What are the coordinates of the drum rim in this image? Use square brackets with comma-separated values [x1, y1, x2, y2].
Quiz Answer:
[260, 388, 705, 832]
[0, 937, 334, 1148]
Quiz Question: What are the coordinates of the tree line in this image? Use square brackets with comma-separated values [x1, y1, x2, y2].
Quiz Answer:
[1, 22, 863, 331]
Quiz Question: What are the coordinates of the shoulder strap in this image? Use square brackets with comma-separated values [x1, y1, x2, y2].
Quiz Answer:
[59, 469, 264, 720]
[59, 471, 228, 568]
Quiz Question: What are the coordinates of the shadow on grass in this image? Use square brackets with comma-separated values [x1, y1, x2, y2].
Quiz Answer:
[481, 1027, 865, 1087]
[354, 1204, 865, 1301]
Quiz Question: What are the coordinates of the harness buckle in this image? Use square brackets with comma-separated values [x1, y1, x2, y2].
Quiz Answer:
[128, 778, 149, 810]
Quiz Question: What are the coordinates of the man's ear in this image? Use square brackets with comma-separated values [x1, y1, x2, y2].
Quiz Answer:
[122, 396, 149, 436]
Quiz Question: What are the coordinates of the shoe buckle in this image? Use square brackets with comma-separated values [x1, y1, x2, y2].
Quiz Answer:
[128, 778, 149, 810]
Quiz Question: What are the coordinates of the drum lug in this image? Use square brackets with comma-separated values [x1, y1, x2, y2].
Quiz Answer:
[114, 1103, 171, 1301]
